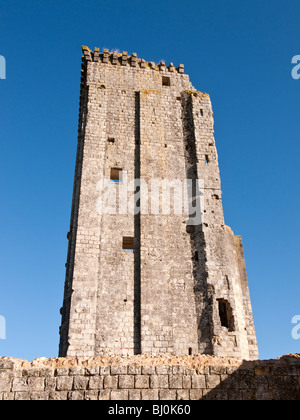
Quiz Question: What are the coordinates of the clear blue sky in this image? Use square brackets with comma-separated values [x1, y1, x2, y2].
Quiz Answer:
[0, 0, 299, 361]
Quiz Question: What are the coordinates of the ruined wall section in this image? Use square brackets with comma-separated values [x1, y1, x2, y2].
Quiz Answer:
[223, 226, 258, 360]
[233, 233, 258, 359]
[185, 92, 258, 360]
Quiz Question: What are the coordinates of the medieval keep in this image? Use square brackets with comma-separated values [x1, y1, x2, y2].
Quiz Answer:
[59, 47, 258, 361]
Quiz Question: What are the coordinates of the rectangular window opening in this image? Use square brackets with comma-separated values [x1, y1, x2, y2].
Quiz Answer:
[205, 155, 209, 164]
[162, 76, 171, 87]
[110, 167, 122, 183]
[108, 137, 115, 143]
[217, 299, 235, 332]
[123, 237, 134, 253]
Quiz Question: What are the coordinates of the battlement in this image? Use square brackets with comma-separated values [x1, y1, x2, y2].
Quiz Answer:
[78, 46, 190, 136]
[81, 46, 185, 74]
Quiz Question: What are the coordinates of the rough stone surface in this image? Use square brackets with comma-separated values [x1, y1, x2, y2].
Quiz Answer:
[0, 355, 299, 400]
[59, 47, 258, 361]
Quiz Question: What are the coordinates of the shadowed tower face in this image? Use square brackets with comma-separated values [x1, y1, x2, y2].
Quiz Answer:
[59, 47, 258, 361]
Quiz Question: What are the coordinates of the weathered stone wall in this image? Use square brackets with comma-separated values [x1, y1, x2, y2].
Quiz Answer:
[0, 355, 299, 401]
[59, 47, 258, 360]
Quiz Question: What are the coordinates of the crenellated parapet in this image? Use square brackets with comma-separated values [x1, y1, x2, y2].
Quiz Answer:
[82, 46, 185, 73]
[78, 46, 186, 134]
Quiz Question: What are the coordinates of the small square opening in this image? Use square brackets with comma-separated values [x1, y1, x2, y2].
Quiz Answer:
[123, 237, 134, 252]
[162, 76, 171, 87]
[110, 168, 122, 183]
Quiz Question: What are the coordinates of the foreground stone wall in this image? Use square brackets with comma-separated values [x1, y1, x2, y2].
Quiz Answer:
[0, 355, 299, 400]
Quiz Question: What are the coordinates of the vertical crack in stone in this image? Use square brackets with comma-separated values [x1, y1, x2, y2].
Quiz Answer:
[134, 91, 142, 355]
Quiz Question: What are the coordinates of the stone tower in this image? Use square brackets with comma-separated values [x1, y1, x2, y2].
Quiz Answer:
[59, 47, 258, 361]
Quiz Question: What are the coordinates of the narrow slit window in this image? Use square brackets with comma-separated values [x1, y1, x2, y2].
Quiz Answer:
[205, 155, 209, 164]
[123, 237, 134, 253]
[200, 109, 204, 116]
[110, 168, 122, 183]
[162, 76, 171, 87]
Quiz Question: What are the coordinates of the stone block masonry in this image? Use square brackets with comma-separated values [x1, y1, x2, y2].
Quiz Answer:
[0, 355, 300, 400]
[59, 46, 258, 361]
